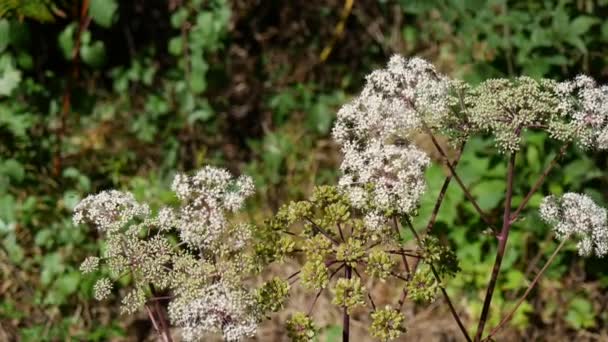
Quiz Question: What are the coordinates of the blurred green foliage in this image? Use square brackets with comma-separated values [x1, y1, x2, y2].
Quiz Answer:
[1, 0, 607, 340]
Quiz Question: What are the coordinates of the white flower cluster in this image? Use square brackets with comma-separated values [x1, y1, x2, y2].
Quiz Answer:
[333, 55, 447, 215]
[80, 256, 100, 274]
[170, 166, 255, 248]
[168, 282, 257, 341]
[73, 190, 150, 233]
[93, 277, 113, 300]
[554, 75, 608, 149]
[540, 193, 608, 257]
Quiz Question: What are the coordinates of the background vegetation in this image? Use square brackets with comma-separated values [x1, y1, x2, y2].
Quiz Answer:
[1, 0, 608, 340]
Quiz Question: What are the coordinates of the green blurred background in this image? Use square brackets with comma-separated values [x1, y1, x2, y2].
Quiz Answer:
[1, 0, 608, 340]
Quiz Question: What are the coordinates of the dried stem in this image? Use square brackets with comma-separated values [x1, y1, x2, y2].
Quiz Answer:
[483, 238, 568, 341]
[53, 0, 91, 176]
[474, 152, 517, 341]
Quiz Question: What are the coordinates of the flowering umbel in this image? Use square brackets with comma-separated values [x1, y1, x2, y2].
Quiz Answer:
[332, 56, 443, 216]
[75, 166, 265, 341]
[540, 193, 608, 257]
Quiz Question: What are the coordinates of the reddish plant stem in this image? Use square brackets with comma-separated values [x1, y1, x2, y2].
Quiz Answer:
[392, 216, 410, 275]
[422, 126, 495, 228]
[150, 285, 173, 342]
[304, 217, 340, 245]
[397, 142, 466, 308]
[510, 143, 569, 224]
[53, 0, 91, 176]
[343, 265, 352, 342]
[409, 141, 466, 274]
[404, 216, 472, 342]
[145, 304, 161, 333]
[483, 238, 568, 341]
[474, 152, 517, 341]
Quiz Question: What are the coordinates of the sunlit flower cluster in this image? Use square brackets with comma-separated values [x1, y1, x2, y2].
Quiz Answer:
[554, 75, 608, 149]
[332, 55, 447, 216]
[168, 282, 258, 342]
[73, 190, 150, 233]
[540, 193, 608, 257]
[171, 166, 255, 248]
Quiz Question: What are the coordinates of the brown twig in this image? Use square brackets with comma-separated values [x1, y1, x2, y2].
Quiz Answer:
[304, 217, 339, 245]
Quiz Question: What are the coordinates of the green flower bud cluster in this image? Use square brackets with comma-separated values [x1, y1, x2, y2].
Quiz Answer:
[332, 277, 366, 314]
[366, 250, 395, 280]
[420, 235, 460, 278]
[302, 234, 333, 261]
[301, 259, 329, 291]
[256, 277, 290, 314]
[406, 267, 441, 303]
[335, 238, 366, 267]
[369, 306, 407, 341]
[286, 312, 317, 342]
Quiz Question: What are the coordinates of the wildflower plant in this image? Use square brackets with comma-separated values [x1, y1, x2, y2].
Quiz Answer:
[74, 166, 267, 342]
[76, 55, 608, 341]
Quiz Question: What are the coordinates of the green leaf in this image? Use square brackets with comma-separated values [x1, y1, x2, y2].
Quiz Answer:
[188, 107, 214, 124]
[569, 16, 598, 36]
[62, 191, 81, 211]
[0, 19, 10, 53]
[602, 21, 608, 41]
[502, 270, 526, 291]
[89, 0, 118, 28]
[472, 180, 504, 211]
[170, 8, 189, 28]
[323, 325, 342, 342]
[168, 36, 183, 56]
[58, 23, 76, 60]
[565, 298, 596, 329]
[0, 159, 24, 184]
[80, 40, 106, 68]
[0, 57, 21, 96]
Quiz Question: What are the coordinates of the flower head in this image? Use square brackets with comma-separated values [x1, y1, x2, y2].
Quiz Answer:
[170, 166, 255, 248]
[332, 55, 448, 216]
[168, 282, 258, 342]
[73, 190, 150, 233]
[540, 193, 608, 257]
